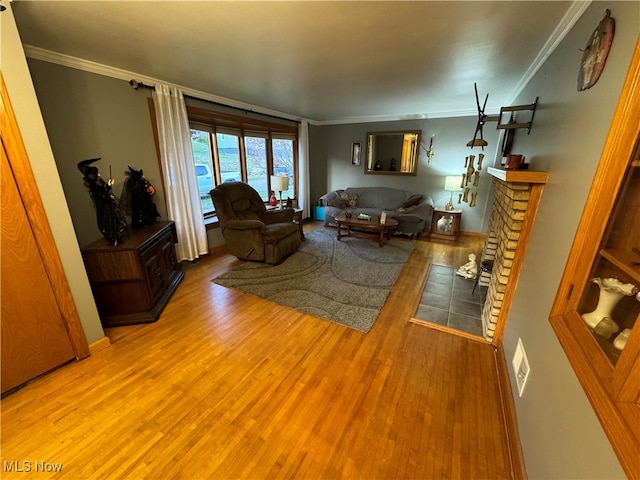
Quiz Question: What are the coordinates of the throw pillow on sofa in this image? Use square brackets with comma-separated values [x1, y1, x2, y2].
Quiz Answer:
[328, 197, 349, 209]
[339, 192, 358, 207]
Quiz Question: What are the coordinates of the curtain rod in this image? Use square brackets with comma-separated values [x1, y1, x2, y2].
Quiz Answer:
[128, 79, 300, 125]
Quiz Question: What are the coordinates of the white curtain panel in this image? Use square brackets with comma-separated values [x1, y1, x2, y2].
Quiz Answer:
[297, 120, 311, 218]
[152, 84, 208, 262]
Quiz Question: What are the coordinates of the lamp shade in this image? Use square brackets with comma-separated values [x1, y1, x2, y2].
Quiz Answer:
[444, 175, 463, 192]
[270, 175, 289, 192]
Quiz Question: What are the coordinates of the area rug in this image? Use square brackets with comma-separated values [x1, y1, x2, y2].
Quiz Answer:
[212, 228, 414, 332]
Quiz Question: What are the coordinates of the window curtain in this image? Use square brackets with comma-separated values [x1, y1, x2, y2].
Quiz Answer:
[297, 120, 311, 218]
[152, 84, 208, 262]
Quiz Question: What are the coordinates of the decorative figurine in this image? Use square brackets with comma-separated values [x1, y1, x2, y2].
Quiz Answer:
[77, 157, 127, 245]
[389, 158, 396, 171]
[581, 277, 637, 329]
[374, 160, 382, 171]
[456, 253, 478, 279]
[120, 166, 160, 228]
[614, 328, 631, 350]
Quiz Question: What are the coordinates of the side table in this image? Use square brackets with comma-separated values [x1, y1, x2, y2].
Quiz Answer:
[292, 208, 304, 239]
[429, 208, 462, 241]
[267, 206, 304, 239]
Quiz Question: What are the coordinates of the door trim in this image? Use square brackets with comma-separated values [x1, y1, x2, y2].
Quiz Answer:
[1, 74, 90, 359]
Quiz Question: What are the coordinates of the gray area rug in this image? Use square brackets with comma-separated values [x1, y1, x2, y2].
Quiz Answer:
[414, 264, 485, 336]
[213, 228, 414, 332]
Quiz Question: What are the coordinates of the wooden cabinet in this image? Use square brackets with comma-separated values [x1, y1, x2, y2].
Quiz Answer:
[549, 40, 640, 479]
[82, 221, 184, 327]
[429, 208, 461, 241]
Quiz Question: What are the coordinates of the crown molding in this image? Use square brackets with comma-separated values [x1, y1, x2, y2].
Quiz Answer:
[507, 0, 591, 104]
[312, 108, 479, 127]
[22, 45, 309, 124]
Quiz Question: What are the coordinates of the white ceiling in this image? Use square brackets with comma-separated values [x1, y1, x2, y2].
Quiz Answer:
[11, 1, 586, 124]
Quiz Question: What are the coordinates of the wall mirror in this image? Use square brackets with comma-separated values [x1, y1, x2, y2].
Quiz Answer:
[365, 130, 421, 175]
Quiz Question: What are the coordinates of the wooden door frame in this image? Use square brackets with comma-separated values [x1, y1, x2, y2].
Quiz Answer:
[1, 75, 90, 359]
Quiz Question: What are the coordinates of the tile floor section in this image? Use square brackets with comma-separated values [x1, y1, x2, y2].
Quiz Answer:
[414, 264, 486, 337]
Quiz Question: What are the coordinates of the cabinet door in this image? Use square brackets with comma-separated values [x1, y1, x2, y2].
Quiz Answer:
[142, 234, 174, 304]
[1, 145, 75, 394]
[159, 232, 178, 280]
[573, 136, 640, 399]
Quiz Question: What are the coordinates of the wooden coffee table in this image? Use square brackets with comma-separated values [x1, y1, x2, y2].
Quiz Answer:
[334, 214, 399, 247]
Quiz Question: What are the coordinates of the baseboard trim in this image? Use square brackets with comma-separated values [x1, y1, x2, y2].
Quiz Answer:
[460, 230, 486, 238]
[208, 244, 228, 256]
[495, 342, 528, 479]
[408, 317, 489, 344]
[89, 336, 112, 355]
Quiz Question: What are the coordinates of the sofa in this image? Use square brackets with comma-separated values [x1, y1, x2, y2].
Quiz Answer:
[210, 182, 301, 264]
[318, 186, 434, 237]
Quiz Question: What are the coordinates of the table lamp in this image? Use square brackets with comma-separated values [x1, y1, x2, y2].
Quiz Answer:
[270, 175, 289, 209]
[444, 175, 463, 211]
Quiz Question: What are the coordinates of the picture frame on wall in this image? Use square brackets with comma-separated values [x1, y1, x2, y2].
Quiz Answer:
[351, 142, 361, 166]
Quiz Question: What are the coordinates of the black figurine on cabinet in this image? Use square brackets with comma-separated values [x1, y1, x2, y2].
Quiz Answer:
[77, 157, 127, 245]
[121, 166, 160, 228]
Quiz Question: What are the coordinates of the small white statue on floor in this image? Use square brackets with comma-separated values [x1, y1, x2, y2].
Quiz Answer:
[456, 253, 478, 279]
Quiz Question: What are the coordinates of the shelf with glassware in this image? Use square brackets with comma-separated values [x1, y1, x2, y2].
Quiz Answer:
[578, 172, 639, 365]
[548, 41, 640, 479]
[556, 154, 640, 370]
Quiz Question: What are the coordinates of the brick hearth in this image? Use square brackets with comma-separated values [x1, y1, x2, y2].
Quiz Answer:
[481, 168, 549, 342]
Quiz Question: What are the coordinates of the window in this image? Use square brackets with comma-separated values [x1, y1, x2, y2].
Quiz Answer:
[244, 135, 268, 199]
[272, 136, 295, 200]
[187, 107, 298, 217]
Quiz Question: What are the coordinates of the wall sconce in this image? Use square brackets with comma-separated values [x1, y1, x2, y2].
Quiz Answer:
[270, 175, 289, 209]
[424, 135, 435, 166]
[444, 175, 463, 211]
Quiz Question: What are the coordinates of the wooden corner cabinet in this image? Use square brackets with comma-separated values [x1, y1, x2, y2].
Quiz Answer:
[82, 221, 184, 327]
[549, 40, 640, 479]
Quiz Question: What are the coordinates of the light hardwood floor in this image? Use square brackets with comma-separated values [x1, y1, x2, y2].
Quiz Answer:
[1, 223, 514, 479]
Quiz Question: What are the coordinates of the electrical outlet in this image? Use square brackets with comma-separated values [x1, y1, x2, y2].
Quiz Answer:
[512, 338, 530, 397]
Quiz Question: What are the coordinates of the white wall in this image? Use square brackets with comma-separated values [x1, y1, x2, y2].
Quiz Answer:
[502, 3, 638, 477]
[1, 2, 105, 344]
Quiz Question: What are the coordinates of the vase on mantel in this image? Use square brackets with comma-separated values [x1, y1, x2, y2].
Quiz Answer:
[581, 277, 638, 335]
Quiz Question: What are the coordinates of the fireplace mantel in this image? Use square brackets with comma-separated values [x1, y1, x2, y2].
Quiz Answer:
[487, 167, 549, 184]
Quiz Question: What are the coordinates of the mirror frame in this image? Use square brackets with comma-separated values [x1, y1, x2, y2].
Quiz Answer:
[364, 130, 421, 176]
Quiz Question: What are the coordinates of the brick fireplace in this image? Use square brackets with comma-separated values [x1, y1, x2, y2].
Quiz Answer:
[481, 167, 549, 343]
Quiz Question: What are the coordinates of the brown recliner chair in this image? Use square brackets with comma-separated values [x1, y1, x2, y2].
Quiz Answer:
[210, 182, 301, 264]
